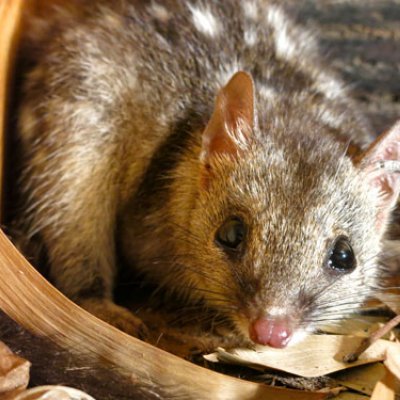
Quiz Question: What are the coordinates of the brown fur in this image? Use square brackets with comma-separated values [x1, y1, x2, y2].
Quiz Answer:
[13, 0, 400, 343]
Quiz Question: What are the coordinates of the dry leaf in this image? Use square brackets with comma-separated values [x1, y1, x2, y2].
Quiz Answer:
[370, 370, 396, 400]
[385, 341, 400, 379]
[205, 335, 390, 378]
[0, 341, 30, 397]
[14, 385, 96, 400]
[334, 363, 387, 396]
[319, 316, 390, 338]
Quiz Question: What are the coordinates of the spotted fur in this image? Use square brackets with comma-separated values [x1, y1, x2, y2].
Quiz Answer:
[15, 0, 392, 343]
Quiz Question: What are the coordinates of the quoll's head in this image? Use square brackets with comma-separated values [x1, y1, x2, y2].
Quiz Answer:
[179, 71, 400, 348]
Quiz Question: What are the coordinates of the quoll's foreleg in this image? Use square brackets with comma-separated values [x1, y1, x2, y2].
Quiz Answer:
[19, 121, 146, 338]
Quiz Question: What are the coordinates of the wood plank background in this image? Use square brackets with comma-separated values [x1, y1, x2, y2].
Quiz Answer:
[286, 0, 400, 134]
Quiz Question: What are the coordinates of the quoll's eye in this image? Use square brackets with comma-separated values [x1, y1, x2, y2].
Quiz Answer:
[215, 217, 246, 251]
[327, 236, 356, 273]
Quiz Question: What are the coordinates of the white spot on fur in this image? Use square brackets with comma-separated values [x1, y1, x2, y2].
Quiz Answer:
[317, 107, 345, 129]
[266, 6, 316, 62]
[244, 28, 257, 46]
[188, 5, 220, 37]
[315, 73, 345, 99]
[149, 3, 171, 22]
[265, 6, 345, 101]
[266, 6, 296, 60]
[259, 85, 278, 100]
[242, 1, 258, 20]
[79, 37, 139, 103]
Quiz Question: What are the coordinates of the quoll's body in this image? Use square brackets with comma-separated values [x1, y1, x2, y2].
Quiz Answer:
[15, 0, 400, 348]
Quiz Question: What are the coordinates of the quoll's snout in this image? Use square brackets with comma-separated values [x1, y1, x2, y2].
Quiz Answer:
[249, 316, 293, 348]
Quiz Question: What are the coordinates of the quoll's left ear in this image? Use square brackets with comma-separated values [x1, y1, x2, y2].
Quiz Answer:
[357, 120, 400, 230]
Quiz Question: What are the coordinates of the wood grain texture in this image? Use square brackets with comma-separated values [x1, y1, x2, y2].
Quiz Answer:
[285, 0, 400, 134]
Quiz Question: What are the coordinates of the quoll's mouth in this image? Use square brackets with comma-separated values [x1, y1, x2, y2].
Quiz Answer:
[248, 316, 293, 348]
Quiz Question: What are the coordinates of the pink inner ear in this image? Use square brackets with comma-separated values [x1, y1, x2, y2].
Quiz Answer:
[371, 144, 400, 197]
[201, 71, 256, 163]
[372, 144, 400, 192]
[371, 175, 396, 199]
[375, 143, 400, 163]
[359, 121, 400, 230]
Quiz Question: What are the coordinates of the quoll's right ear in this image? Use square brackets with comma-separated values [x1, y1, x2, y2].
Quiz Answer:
[356, 120, 400, 231]
[199, 71, 256, 188]
[200, 71, 256, 165]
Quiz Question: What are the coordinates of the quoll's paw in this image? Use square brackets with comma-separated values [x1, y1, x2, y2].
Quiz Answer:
[78, 298, 149, 339]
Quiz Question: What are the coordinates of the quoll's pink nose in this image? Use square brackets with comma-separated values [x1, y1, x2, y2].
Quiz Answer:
[249, 317, 292, 348]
